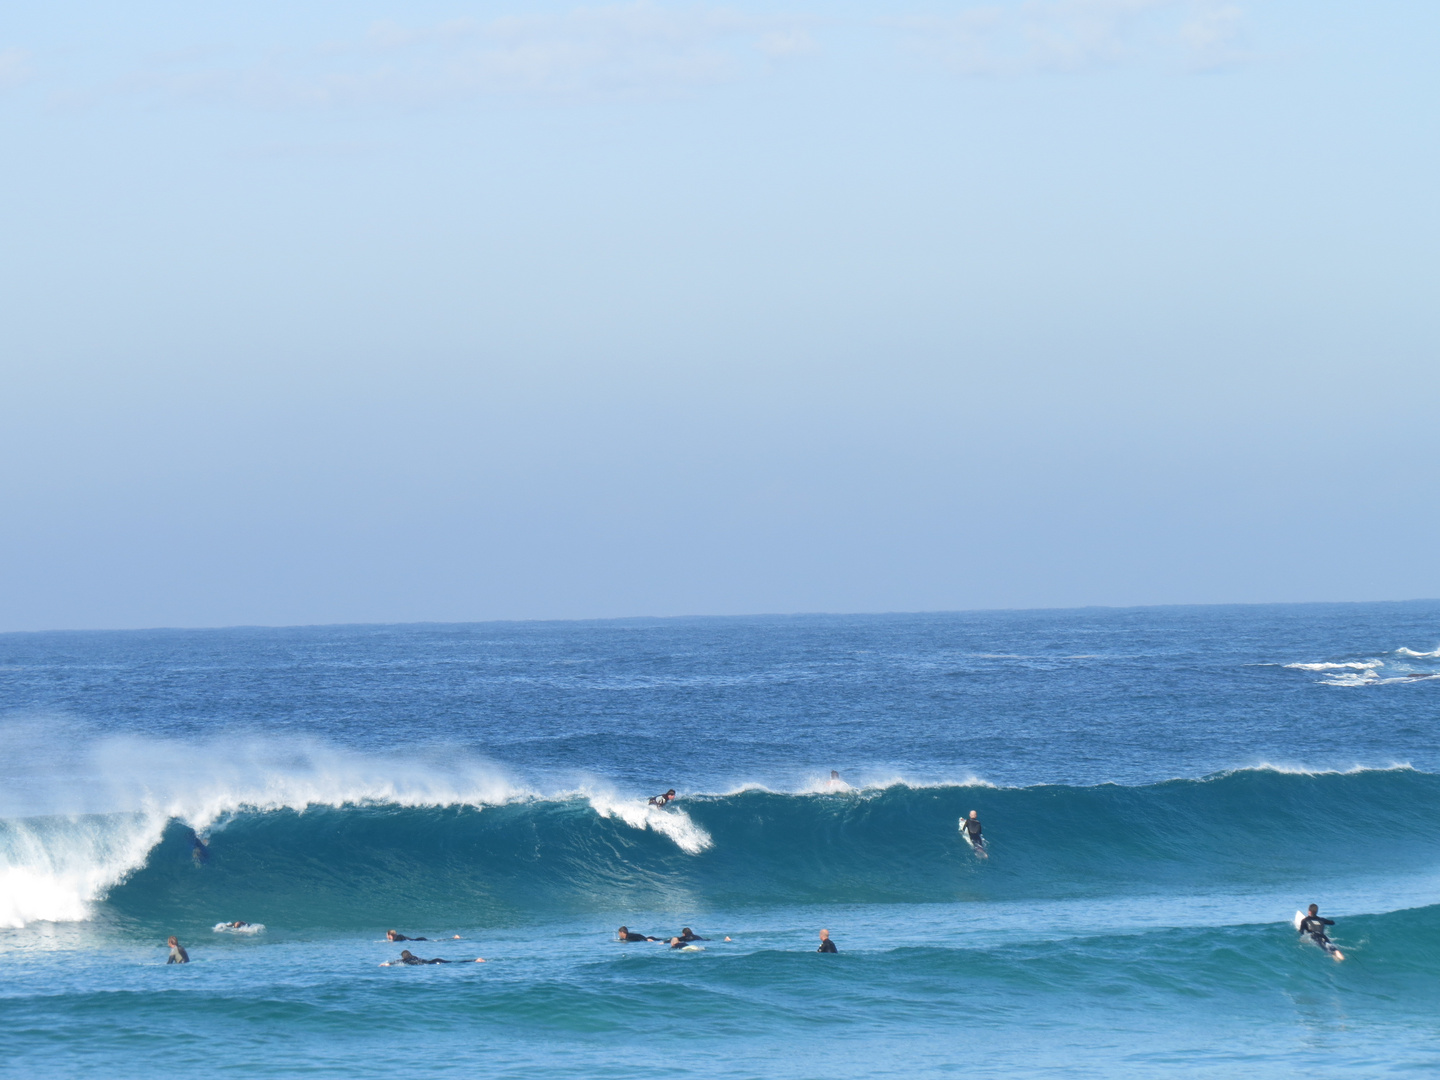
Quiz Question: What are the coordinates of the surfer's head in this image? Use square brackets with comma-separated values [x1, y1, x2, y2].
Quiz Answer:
[167, 936, 179, 947]
[818, 928, 830, 942]
[666, 789, 676, 798]
[617, 926, 628, 937]
[1308, 904, 1319, 915]
[969, 811, 978, 819]
[682, 928, 694, 936]
[386, 930, 398, 941]
[400, 950, 415, 960]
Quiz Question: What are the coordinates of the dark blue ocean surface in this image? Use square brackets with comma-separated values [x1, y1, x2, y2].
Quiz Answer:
[1, 603, 1438, 1078]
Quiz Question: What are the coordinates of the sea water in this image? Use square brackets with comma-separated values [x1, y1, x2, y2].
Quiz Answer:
[1, 603, 1438, 1078]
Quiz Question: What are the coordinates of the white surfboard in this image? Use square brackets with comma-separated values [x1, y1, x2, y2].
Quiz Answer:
[1292, 910, 1305, 931]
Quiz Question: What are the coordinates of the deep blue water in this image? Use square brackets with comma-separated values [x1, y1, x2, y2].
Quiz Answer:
[1, 603, 1438, 1078]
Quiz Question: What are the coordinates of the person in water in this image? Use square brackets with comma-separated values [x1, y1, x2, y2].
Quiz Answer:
[677, 927, 708, 942]
[386, 930, 428, 942]
[648, 789, 677, 807]
[617, 926, 660, 942]
[384, 950, 486, 965]
[166, 936, 189, 964]
[1298, 905, 1343, 959]
[190, 834, 209, 865]
[963, 810, 986, 852]
[817, 929, 837, 953]
[225, 921, 251, 929]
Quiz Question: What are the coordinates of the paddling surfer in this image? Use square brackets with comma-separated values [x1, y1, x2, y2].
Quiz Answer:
[962, 811, 986, 855]
[1298, 905, 1344, 959]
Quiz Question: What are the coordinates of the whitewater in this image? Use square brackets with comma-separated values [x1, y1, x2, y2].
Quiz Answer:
[2, 602, 1438, 1078]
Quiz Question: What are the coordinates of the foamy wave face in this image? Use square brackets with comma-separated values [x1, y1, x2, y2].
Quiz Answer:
[1397, 646, 1440, 659]
[585, 794, 712, 854]
[0, 813, 168, 929]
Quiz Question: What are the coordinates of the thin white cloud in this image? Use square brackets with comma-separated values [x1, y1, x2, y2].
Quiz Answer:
[891, 0, 1248, 76]
[0, 47, 35, 90]
[31, 1, 1253, 113]
[118, 3, 823, 108]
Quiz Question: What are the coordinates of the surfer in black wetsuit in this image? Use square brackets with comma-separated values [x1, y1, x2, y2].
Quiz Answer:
[817, 929, 837, 953]
[617, 926, 660, 942]
[383, 950, 485, 965]
[962, 811, 986, 853]
[397, 950, 448, 964]
[677, 927, 708, 942]
[166, 936, 189, 964]
[648, 789, 677, 807]
[1298, 905, 1343, 959]
[387, 930, 428, 942]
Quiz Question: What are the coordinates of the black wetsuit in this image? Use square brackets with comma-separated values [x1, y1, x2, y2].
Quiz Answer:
[1299, 915, 1336, 951]
[620, 931, 657, 942]
[167, 946, 189, 964]
[817, 939, 838, 953]
[678, 931, 708, 942]
[963, 817, 986, 851]
[389, 934, 427, 942]
[399, 954, 450, 965]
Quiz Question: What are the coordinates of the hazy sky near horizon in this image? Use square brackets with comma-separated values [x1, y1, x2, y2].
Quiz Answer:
[2, 1, 1437, 631]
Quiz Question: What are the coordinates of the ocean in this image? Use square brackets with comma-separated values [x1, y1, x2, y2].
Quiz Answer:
[2, 602, 1438, 1078]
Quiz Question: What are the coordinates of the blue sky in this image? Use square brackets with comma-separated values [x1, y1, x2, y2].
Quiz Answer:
[1, 1, 1436, 630]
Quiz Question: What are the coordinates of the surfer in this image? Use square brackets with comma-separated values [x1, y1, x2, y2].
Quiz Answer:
[617, 926, 660, 942]
[166, 936, 189, 964]
[386, 930, 429, 942]
[225, 921, 251, 930]
[962, 811, 986, 854]
[383, 949, 485, 965]
[827, 770, 843, 788]
[394, 950, 450, 965]
[817, 929, 837, 953]
[1298, 905, 1343, 959]
[677, 927, 708, 942]
[648, 789, 677, 807]
[190, 834, 209, 865]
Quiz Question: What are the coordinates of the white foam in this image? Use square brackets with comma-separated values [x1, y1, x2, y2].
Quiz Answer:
[584, 794, 712, 855]
[1396, 646, 1440, 658]
[1236, 761, 1415, 778]
[212, 922, 265, 934]
[711, 773, 998, 797]
[1284, 661, 1383, 672]
[0, 813, 167, 929]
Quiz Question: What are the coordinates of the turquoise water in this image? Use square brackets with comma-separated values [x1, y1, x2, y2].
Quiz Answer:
[2, 604, 1438, 1077]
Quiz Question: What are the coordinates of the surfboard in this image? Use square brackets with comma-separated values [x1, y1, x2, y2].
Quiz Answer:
[1292, 910, 1304, 931]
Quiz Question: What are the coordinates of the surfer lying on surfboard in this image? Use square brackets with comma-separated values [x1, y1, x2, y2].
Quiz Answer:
[1296, 905, 1344, 960]
[961, 811, 987, 857]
